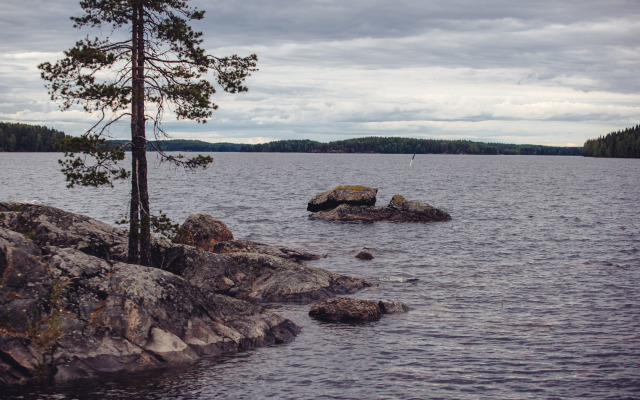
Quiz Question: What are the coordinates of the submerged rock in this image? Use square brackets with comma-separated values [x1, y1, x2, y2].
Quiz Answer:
[308, 297, 411, 324]
[355, 248, 374, 260]
[309, 297, 382, 323]
[307, 185, 378, 212]
[378, 299, 411, 314]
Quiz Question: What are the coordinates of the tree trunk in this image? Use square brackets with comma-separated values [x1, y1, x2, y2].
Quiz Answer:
[128, 156, 140, 263]
[128, 2, 151, 266]
[128, 3, 141, 264]
[136, 2, 151, 266]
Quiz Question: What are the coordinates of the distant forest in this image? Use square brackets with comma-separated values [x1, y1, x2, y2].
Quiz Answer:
[583, 125, 640, 158]
[114, 137, 581, 155]
[1, 121, 583, 156]
[239, 137, 582, 156]
[108, 139, 243, 152]
[0, 122, 66, 152]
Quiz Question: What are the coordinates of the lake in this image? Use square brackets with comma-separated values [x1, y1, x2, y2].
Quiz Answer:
[1, 152, 639, 399]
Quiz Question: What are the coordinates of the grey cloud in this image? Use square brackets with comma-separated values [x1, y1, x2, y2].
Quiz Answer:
[193, 0, 640, 44]
[250, 16, 639, 94]
[1, 0, 638, 144]
[0, 1, 80, 53]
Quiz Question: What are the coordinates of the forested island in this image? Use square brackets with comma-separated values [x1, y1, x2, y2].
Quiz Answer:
[106, 137, 582, 155]
[0, 122, 65, 152]
[238, 137, 582, 155]
[5, 123, 640, 158]
[108, 139, 243, 152]
[0, 121, 584, 155]
[583, 125, 640, 158]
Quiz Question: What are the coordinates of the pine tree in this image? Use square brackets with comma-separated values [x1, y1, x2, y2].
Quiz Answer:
[39, 0, 257, 265]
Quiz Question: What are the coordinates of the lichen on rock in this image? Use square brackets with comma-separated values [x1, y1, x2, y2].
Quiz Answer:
[0, 202, 375, 385]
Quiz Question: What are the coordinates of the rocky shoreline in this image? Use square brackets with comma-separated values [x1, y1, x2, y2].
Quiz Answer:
[0, 202, 373, 385]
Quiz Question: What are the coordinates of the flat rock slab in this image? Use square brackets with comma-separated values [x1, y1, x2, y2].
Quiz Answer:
[156, 248, 373, 303]
[1, 203, 364, 305]
[211, 239, 321, 262]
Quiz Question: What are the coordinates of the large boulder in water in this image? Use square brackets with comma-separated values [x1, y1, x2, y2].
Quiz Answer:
[174, 213, 234, 252]
[308, 194, 451, 222]
[307, 185, 378, 212]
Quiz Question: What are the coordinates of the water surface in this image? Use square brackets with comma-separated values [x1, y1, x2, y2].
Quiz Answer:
[1, 153, 639, 399]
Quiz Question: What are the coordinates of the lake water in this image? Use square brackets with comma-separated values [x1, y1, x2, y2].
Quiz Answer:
[1, 152, 639, 399]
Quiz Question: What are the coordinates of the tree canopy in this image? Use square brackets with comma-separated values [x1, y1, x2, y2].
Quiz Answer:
[0, 122, 66, 152]
[39, 0, 257, 265]
[583, 125, 640, 158]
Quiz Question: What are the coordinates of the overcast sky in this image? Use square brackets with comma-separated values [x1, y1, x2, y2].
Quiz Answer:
[1, 0, 639, 146]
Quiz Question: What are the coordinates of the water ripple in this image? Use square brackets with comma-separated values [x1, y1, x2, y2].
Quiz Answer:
[1, 153, 640, 399]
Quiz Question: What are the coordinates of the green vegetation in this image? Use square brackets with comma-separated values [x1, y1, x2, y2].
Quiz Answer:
[583, 125, 640, 158]
[240, 137, 582, 155]
[0, 122, 66, 152]
[26, 277, 66, 382]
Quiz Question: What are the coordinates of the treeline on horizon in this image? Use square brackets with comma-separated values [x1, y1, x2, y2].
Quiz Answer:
[0, 121, 584, 155]
[582, 125, 640, 158]
[238, 137, 582, 155]
[109, 137, 582, 155]
[0, 122, 66, 152]
[107, 139, 243, 152]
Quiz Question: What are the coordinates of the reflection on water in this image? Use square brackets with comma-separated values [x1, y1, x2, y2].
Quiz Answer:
[1, 153, 639, 399]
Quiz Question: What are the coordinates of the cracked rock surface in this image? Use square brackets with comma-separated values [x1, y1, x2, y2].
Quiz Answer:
[0, 202, 371, 385]
[0, 227, 298, 385]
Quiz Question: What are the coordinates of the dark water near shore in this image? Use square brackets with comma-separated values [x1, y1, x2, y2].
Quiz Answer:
[1, 152, 639, 399]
